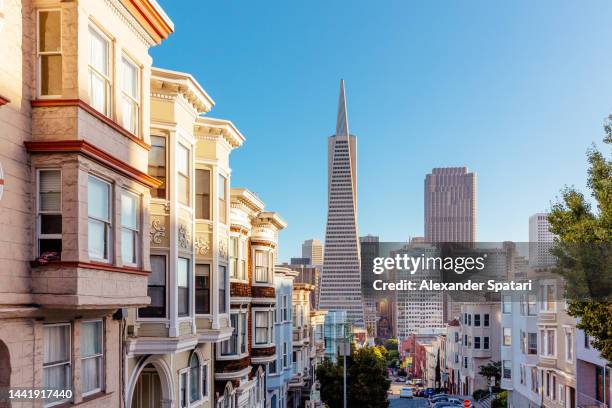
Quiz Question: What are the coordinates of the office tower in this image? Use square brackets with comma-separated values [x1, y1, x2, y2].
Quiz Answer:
[360, 235, 380, 336]
[320, 80, 364, 327]
[424, 167, 477, 243]
[529, 213, 556, 268]
[291, 257, 311, 265]
[302, 238, 324, 266]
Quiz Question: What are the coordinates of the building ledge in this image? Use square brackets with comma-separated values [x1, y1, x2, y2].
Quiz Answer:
[197, 326, 233, 343]
[125, 334, 198, 356]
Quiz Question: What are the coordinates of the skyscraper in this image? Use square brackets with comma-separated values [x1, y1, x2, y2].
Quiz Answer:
[360, 235, 379, 336]
[319, 80, 364, 327]
[529, 213, 556, 268]
[302, 238, 324, 266]
[424, 167, 477, 243]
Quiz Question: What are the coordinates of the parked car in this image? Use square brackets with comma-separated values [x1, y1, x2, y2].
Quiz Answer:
[429, 396, 449, 407]
[400, 387, 414, 399]
[425, 388, 436, 397]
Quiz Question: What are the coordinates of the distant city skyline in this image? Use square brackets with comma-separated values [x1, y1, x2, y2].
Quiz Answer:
[153, 0, 607, 262]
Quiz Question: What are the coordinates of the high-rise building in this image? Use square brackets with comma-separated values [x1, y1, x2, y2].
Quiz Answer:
[302, 238, 324, 266]
[424, 167, 477, 243]
[360, 235, 379, 336]
[319, 80, 364, 327]
[529, 212, 556, 268]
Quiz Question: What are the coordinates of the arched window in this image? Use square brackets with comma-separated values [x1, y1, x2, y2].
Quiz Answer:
[189, 353, 200, 403]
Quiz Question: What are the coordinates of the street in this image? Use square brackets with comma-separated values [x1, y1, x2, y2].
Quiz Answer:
[388, 381, 428, 407]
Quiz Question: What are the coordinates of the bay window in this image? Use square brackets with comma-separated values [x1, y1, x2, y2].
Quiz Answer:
[88, 25, 111, 115]
[139, 255, 166, 318]
[148, 136, 166, 199]
[80, 320, 103, 396]
[195, 264, 210, 314]
[120, 191, 139, 265]
[218, 174, 226, 224]
[178, 258, 189, 317]
[37, 10, 62, 96]
[88, 176, 111, 261]
[38, 169, 62, 256]
[177, 144, 190, 206]
[195, 169, 210, 219]
[121, 55, 140, 135]
[43, 324, 71, 406]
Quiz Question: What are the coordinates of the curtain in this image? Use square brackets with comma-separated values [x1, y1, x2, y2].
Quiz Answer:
[88, 177, 109, 221]
[80, 321, 102, 394]
[43, 325, 70, 402]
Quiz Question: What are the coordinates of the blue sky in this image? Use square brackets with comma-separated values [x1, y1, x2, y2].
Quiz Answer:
[153, 0, 612, 262]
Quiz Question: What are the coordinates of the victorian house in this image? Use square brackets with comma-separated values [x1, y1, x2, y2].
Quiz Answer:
[0, 0, 172, 406]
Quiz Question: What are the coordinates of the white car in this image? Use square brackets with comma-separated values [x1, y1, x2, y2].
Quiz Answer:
[400, 387, 414, 398]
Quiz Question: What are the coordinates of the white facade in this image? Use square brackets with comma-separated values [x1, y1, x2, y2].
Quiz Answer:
[302, 239, 323, 266]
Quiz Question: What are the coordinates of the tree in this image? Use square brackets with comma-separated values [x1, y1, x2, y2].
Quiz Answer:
[478, 361, 501, 385]
[316, 347, 390, 408]
[384, 338, 399, 352]
[548, 121, 612, 361]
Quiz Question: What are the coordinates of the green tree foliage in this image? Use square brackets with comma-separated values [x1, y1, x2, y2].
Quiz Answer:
[492, 391, 508, 408]
[384, 338, 399, 352]
[316, 347, 391, 408]
[478, 361, 501, 385]
[548, 123, 612, 361]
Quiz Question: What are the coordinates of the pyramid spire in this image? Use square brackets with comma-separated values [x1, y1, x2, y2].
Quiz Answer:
[336, 79, 349, 137]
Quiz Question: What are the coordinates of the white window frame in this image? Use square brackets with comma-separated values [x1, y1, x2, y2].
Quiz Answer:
[254, 249, 269, 283]
[80, 319, 104, 397]
[43, 323, 72, 407]
[539, 282, 556, 312]
[177, 143, 190, 207]
[177, 257, 190, 318]
[88, 175, 112, 263]
[120, 190, 139, 267]
[120, 53, 140, 135]
[540, 328, 557, 357]
[37, 169, 62, 256]
[253, 309, 273, 346]
[88, 23, 112, 116]
[36, 9, 62, 98]
[229, 235, 239, 280]
[564, 327, 573, 362]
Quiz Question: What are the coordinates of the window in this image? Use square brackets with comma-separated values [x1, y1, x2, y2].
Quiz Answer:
[121, 56, 140, 134]
[255, 311, 270, 345]
[177, 144, 190, 206]
[540, 283, 555, 312]
[468, 314, 471, 326]
[88, 26, 111, 115]
[255, 250, 269, 283]
[139, 255, 166, 318]
[585, 333, 591, 349]
[177, 258, 189, 317]
[195, 264, 210, 314]
[503, 360, 512, 379]
[218, 265, 227, 314]
[240, 313, 247, 354]
[38, 169, 62, 256]
[531, 367, 539, 393]
[540, 329, 556, 356]
[484, 336, 490, 349]
[552, 375, 556, 400]
[240, 239, 248, 280]
[269, 360, 277, 375]
[521, 331, 526, 354]
[283, 342, 288, 368]
[474, 336, 481, 349]
[528, 294, 537, 315]
[221, 314, 238, 356]
[520, 364, 526, 385]
[503, 295, 512, 313]
[463, 334, 467, 346]
[229, 236, 239, 279]
[473, 314, 480, 327]
[503, 327, 512, 346]
[189, 354, 200, 403]
[282, 295, 288, 321]
[454, 332, 459, 343]
[484, 313, 490, 327]
[528, 332, 537, 355]
[37, 10, 62, 96]
[120, 191, 139, 265]
[148, 136, 166, 199]
[565, 329, 573, 361]
[43, 324, 71, 406]
[195, 169, 211, 219]
[88, 176, 111, 261]
[201, 362, 209, 400]
[218, 174, 226, 224]
[81, 321, 103, 396]
[463, 357, 468, 369]
[559, 384, 565, 405]
[179, 371, 187, 408]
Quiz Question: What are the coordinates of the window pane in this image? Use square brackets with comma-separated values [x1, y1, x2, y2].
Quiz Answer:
[43, 325, 69, 364]
[122, 95, 137, 133]
[90, 71, 107, 113]
[195, 169, 210, 219]
[177, 144, 189, 175]
[218, 174, 226, 200]
[40, 54, 62, 95]
[89, 27, 108, 75]
[39, 11, 61, 52]
[177, 258, 189, 287]
[122, 57, 138, 98]
[178, 175, 189, 206]
[88, 219, 106, 260]
[81, 356, 101, 393]
[219, 266, 226, 314]
[88, 176, 109, 220]
[121, 229, 135, 264]
[39, 170, 61, 211]
[80, 321, 102, 357]
[41, 214, 62, 234]
[195, 264, 210, 314]
[150, 255, 166, 285]
[148, 136, 166, 198]
[121, 192, 138, 229]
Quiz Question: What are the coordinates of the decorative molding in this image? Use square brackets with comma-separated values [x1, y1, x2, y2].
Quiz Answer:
[31, 261, 151, 276]
[150, 219, 166, 244]
[104, 0, 156, 46]
[194, 235, 210, 256]
[219, 238, 228, 259]
[24, 140, 162, 189]
[118, 0, 174, 44]
[178, 224, 191, 249]
[31, 99, 151, 150]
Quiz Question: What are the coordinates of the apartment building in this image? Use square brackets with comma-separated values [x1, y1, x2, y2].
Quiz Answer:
[288, 283, 314, 407]
[577, 328, 611, 408]
[447, 302, 501, 396]
[0, 0, 172, 406]
[268, 266, 298, 408]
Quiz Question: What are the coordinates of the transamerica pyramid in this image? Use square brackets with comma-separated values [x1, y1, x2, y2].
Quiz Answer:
[319, 80, 365, 327]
